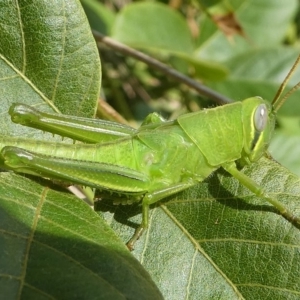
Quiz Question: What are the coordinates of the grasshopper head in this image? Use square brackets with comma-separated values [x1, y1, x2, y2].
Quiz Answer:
[240, 97, 276, 165]
[239, 54, 300, 166]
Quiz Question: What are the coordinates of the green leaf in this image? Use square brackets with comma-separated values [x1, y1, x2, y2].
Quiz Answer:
[209, 48, 300, 115]
[200, 0, 223, 8]
[269, 130, 300, 176]
[178, 55, 228, 81]
[112, 2, 194, 54]
[0, 0, 101, 128]
[103, 157, 300, 299]
[110, 2, 228, 81]
[81, 0, 116, 35]
[197, 0, 298, 62]
[0, 173, 163, 299]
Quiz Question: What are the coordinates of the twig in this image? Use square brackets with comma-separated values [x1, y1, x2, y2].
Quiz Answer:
[92, 30, 232, 105]
[97, 99, 132, 126]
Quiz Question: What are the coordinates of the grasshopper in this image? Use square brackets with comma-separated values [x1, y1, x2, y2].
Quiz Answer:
[1, 55, 300, 250]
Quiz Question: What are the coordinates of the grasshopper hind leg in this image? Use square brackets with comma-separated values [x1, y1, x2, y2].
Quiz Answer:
[1, 146, 200, 250]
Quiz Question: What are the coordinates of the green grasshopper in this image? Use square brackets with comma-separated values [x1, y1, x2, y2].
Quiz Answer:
[1, 55, 300, 250]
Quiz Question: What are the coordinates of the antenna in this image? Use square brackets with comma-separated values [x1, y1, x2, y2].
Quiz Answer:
[272, 54, 300, 113]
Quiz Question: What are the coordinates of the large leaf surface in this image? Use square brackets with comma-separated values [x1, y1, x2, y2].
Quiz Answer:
[0, 0, 101, 138]
[0, 173, 162, 299]
[102, 157, 300, 299]
[112, 2, 194, 54]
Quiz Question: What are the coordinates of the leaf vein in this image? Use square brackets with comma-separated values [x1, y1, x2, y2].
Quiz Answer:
[0, 53, 60, 113]
[235, 282, 300, 295]
[18, 186, 49, 298]
[161, 205, 244, 298]
[197, 237, 300, 248]
[16, 0, 26, 73]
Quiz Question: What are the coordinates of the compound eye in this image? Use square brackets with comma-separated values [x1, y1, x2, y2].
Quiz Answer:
[254, 104, 268, 132]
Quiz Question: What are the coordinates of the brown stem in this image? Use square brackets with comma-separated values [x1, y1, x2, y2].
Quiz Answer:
[93, 30, 232, 105]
